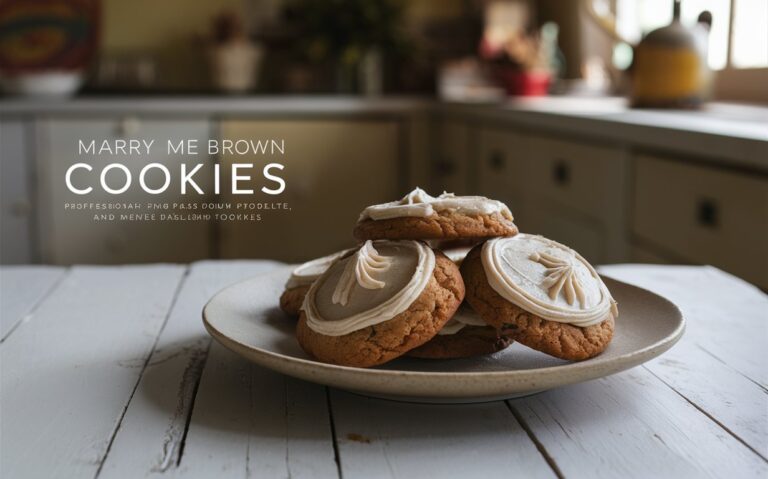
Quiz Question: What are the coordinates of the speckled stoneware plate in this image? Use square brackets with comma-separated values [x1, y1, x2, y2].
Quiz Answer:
[203, 265, 684, 403]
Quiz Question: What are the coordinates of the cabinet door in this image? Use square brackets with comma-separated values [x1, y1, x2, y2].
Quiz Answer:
[38, 118, 212, 264]
[525, 135, 629, 262]
[432, 119, 470, 194]
[476, 127, 527, 224]
[0, 121, 34, 264]
[633, 155, 768, 288]
[526, 135, 627, 217]
[218, 120, 400, 262]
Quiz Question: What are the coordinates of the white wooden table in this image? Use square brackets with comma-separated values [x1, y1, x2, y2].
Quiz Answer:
[1, 262, 766, 479]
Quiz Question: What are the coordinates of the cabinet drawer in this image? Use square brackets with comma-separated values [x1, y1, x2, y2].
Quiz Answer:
[526, 136, 625, 218]
[632, 155, 768, 288]
[477, 127, 526, 217]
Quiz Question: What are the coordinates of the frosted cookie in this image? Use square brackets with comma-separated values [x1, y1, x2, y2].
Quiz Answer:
[354, 188, 518, 241]
[280, 248, 354, 316]
[407, 304, 513, 359]
[461, 234, 617, 361]
[296, 240, 464, 367]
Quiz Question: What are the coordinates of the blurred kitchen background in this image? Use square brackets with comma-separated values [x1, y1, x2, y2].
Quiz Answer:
[0, 0, 766, 289]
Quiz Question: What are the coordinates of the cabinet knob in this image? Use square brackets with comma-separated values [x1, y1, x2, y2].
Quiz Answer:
[116, 117, 141, 137]
[488, 150, 505, 171]
[697, 198, 719, 228]
[9, 200, 31, 217]
[434, 157, 456, 176]
[552, 160, 570, 186]
[105, 237, 126, 254]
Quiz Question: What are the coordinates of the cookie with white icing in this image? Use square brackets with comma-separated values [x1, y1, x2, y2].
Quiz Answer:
[296, 240, 464, 368]
[279, 248, 355, 316]
[354, 188, 518, 241]
[407, 304, 513, 359]
[461, 234, 618, 361]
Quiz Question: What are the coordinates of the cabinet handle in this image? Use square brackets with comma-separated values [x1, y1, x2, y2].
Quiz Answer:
[697, 198, 719, 228]
[9, 200, 31, 217]
[488, 150, 505, 170]
[434, 157, 456, 176]
[105, 237, 126, 254]
[552, 160, 570, 186]
[116, 117, 141, 137]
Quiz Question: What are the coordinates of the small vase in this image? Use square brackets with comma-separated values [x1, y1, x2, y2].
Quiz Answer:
[209, 40, 263, 93]
[358, 48, 383, 97]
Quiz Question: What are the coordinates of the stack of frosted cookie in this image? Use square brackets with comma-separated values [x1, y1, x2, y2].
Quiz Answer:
[280, 187, 617, 368]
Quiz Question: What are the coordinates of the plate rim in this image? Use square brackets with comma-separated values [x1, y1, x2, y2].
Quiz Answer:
[202, 270, 686, 381]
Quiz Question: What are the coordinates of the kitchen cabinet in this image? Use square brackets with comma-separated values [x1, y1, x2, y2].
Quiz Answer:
[218, 119, 400, 262]
[2, 97, 765, 291]
[476, 127, 527, 220]
[0, 120, 34, 264]
[37, 118, 213, 264]
[432, 119, 471, 194]
[522, 135, 629, 263]
[475, 129, 629, 264]
[632, 155, 768, 288]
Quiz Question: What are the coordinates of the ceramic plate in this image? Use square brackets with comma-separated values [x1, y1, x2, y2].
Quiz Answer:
[203, 265, 684, 403]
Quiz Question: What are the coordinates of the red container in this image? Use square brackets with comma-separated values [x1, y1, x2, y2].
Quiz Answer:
[497, 69, 551, 96]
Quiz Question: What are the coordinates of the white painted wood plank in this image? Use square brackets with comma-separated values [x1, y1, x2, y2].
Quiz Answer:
[168, 341, 255, 478]
[0, 264, 186, 479]
[174, 345, 338, 479]
[329, 390, 557, 479]
[99, 260, 337, 479]
[599, 265, 767, 386]
[98, 260, 281, 478]
[0, 265, 66, 340]
[599, 264, 768, 456]
[510, 367, 768, 479]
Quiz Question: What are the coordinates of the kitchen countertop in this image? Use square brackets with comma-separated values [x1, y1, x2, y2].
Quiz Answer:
[1, 95, 766, 168]
[1, 262, 766, 478]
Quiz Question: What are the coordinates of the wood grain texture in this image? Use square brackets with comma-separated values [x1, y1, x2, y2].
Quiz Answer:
[1, 262, 766, 479]
[175, 345, 338, 479]
[330, 390, 557, 479]
[98, 260, 338, 479]
[510, 368, 768, 479]
[0, 265, 186, 479]
[600, 264, 768, 457]
[0, 265, 66, 341]
[98, 260, 282, 478]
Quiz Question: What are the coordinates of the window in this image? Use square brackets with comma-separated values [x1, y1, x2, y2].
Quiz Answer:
[593, 0, 768, 101]
[730, 0, 768, 68]
[613, 0, 768, 70]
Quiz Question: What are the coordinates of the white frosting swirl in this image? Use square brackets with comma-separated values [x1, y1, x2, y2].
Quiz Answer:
[285, 248, 354, 289]
[359, 187, 513, 221]
[437, 305, 488, 336]
[304, 240, 435, 336]
[332, 241, 393, 306]
[481, 234, 618, 327]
